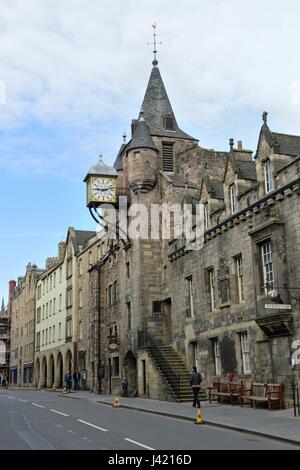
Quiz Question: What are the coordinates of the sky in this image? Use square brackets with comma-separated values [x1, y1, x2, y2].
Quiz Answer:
[1, 0, 300, 303]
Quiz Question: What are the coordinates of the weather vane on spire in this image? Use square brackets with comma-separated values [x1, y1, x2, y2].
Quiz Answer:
[147, 22, 162, 66]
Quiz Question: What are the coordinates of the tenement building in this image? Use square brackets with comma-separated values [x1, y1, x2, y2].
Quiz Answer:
[87, 55, 300, 406]
[10, 264, 41, 386]
[34, 227, 95, 388]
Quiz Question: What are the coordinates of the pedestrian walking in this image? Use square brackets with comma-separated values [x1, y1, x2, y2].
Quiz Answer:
[64, 371, 72, 393]
[73, 370, 81, 390]
[190, 366, 202, 408]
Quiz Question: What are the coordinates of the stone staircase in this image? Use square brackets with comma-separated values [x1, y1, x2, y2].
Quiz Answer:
[139, 331, 206, 402]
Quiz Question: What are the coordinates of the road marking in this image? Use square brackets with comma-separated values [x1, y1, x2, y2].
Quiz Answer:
[50, 409, 69, 417]
[19, 399, 28, 403]
[7, 396, 16, 400]
[68, 430, 75, 434]
[32, 403, 45, 408]
[77, 419, 108, 432]
[124, 438, 155, 450]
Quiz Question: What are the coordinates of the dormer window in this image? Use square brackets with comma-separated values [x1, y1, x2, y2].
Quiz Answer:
[165, 116, 175, 131]
[264, 159, 273, 194]
[229, 184, 238, 214]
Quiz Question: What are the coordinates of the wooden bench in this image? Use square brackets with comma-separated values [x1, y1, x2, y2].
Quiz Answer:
[208, 381, 243, 405]
[241, 383, 284, 410]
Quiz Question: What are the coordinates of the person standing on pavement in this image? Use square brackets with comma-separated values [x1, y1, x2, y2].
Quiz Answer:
[190, 366, 202, 408]
[65, 371, 72, 393]
[73, 370, 81, 390]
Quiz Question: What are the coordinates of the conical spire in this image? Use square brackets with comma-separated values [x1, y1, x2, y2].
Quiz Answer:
[141, 65, 197, 141]
[126, 109, 158, 153]
[113, 134, 127, 171]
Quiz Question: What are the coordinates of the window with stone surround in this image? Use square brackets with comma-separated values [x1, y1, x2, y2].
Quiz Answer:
[240, 332, 251, 375]
[162, 142, 174, 172]
[235, 255, 245, 303]
[264, 159, 273, 194]
[261, 241, 275, 295]
[206, 268, 216, 311]
[229, 184, 238, 214]
[212, 338, 222, 375]
[185, 276, 194, 318]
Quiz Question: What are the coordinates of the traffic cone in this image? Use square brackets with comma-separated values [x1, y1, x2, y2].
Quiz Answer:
[113, 396, 121, 408]
[194, 407, 204, 425]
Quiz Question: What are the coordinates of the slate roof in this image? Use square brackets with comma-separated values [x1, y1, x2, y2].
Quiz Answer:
[71, 230, 96, 254]
[141, 65, 197, 141]
[255, 122, 300, 159]
[204, 177, 224, 200]
[126, 118, 158, 153]
[113, 143, 126, 171]
[166, 173, 200, 189]
[272, 132, 300, 157]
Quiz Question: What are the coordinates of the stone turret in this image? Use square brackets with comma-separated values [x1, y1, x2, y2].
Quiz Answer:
[127, 110, 159, 194]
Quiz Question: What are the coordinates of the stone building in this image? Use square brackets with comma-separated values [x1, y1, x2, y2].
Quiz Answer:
[10, 264, 41, 386]
[34, 227, 95, 388]
[87, 56, 300, 406]
[0, 281, 16, 376]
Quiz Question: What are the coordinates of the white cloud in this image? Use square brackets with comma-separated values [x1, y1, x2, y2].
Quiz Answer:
[0, 0, 300, 173]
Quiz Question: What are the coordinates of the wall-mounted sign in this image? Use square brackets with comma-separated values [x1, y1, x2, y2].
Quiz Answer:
[109, 343, 119, 351]
[265, 304, 292, 310]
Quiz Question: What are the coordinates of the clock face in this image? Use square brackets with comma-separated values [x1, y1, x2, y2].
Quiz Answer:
[88, 177, 116, 204]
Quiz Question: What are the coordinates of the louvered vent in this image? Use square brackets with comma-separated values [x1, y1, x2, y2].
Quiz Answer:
[162, 142, 174, 172]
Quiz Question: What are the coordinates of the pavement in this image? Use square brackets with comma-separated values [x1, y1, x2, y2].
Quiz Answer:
[0, 388, 298, 450]
[54, 390, 300, 446]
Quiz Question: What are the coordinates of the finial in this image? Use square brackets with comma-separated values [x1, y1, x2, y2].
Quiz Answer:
[147, 22, 162, 66]
[123, 132, 127, 143]
[229, 138, 234, 151]
[262, 111, 268, 124]
[99, 154, 103, 162]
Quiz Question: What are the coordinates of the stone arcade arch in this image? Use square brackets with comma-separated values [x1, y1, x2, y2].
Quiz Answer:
[40, 356, 47, 388]
[65, 350, 73, 373]
[123, 351, 137, 396]
[35, 358, 40, 387]
[56, 352, 63, 388]
[49, 355, 55, 388]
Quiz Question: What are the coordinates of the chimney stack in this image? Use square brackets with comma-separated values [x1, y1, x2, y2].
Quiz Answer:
[237, 140, 243, 150]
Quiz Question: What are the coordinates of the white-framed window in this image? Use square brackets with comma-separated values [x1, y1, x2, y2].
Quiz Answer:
[46, 303, 48, 319]
[42, 305, 45, 321]
[229, 184, 238, 214]
[59, 267, 62, 283]
[58, 323, 62, 340]
[240, 332, 251, 375]
[50, 300, 52, 317]
[53, 272, 56, 288]
[213, 338, 222, 375]
[45, 329, 48, 345]
[186, 276, 194, 318]
[59, 294, 62, 311]
[209, 269, 216, 310]
[261, 241, 275, 294]
[264, 160, 273, 194]
[236, 256, 245, 303]
[66, 318, 72, 338]
[79, 258, 83, 276]
[53, 326, 55, 343]
[50, 275, 52, 290]
[53, 298, 56, 315]
[49, 327, 52, 343]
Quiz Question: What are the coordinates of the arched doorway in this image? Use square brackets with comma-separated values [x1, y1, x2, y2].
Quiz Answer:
[65, 350, 72, 373]
[56, 352, 63, 388]
[123, 351, 137, 395]
[41, 356, 47, 388]
[49, 355, 55, 387]
[35, 358, 40, 386]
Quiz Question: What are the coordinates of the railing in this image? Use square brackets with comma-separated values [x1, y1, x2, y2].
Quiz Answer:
[138, 329, 181, 397]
